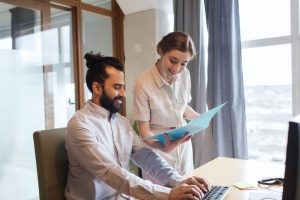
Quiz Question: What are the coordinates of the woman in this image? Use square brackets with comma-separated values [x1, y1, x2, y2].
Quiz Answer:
[132, 32, 201, 184]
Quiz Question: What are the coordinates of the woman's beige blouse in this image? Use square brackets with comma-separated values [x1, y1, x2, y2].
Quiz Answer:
[132, 65, 194, 176]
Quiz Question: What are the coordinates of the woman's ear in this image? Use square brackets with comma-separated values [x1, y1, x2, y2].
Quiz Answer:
[157, 47, 163, 56]
[92, 82, 102, 96]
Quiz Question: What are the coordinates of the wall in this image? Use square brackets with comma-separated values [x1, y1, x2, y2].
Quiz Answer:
[124, 8, 173, 120]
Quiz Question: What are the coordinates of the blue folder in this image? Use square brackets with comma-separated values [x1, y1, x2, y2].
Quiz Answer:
[143, 102, 228, 144]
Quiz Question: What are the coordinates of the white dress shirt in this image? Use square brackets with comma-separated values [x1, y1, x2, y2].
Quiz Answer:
[65, 101, 184, 200]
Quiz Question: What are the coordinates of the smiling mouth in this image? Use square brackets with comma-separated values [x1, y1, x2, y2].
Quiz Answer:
[115, 99, 122, 104]
[114, 97, 123, 105]
[168, 69, 177, 75]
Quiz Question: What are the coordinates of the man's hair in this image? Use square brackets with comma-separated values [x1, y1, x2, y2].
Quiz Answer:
[84, 52, 124, 92]
[157, 31, 196, 59]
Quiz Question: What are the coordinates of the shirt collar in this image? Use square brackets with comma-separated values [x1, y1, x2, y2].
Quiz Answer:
[151, 65, 170, 88]
[86, 100, 112, 119]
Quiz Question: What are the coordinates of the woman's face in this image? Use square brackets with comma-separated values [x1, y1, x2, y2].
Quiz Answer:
[157, 49, 191, 83]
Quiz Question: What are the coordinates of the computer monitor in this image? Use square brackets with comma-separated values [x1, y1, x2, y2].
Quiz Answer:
[282, 115, 300, 200]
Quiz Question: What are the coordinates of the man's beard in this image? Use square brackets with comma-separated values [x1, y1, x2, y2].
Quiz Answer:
[100, 90, 122, 118]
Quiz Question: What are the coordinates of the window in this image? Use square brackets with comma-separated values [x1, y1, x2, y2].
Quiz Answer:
[0, 0, 122, 199]
[239, 0, 300, 162]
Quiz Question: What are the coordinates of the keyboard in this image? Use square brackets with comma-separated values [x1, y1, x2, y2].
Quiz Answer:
[202, 186, 230, 200]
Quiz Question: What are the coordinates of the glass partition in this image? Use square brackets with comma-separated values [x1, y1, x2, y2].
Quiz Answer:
[82, 10, 113, 100]
[0, 2, 74, 199]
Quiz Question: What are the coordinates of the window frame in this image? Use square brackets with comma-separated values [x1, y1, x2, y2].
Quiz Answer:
[241, 0, 300, 116]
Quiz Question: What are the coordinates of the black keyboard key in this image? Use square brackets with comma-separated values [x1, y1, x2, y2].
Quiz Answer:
[202, 186, 230, 200]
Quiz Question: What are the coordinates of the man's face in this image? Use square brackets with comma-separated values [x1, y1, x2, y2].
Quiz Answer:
[99, 67, 125, 114]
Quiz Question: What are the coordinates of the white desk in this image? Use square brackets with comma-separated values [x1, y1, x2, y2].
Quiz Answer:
[187, 157, 285, 200]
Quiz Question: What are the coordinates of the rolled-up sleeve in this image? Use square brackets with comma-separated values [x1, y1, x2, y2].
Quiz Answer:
[132, 79, 150, 122]
[186, 69, 192, 103]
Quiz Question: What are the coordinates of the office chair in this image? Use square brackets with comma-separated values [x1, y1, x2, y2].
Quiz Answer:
[33, 128, 68, 200]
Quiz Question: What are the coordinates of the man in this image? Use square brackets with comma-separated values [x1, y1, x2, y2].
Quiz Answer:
[65, 52, 210, 200]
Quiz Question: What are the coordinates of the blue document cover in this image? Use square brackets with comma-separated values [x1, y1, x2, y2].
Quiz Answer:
[143, 102, 228, 144]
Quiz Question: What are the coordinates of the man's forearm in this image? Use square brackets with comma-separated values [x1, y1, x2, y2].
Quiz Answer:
[131, 147, 184, 187]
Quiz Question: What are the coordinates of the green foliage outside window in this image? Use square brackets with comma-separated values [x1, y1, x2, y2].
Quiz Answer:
[130, 121, 142, 177]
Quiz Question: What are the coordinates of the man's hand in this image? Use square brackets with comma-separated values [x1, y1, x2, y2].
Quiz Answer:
[168, 183, 204, 200]
[180, 176, 211, 194]
[163, 133, 192, 153]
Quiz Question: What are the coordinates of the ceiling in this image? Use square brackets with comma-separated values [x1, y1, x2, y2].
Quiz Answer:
[0, 0, 173, 15]
[0, 0, 173, 34]
[116, 0, 173, 15]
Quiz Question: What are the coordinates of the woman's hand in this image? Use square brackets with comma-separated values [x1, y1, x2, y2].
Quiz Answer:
[138, 120, 192, 152]
[163, 133, 192, 152]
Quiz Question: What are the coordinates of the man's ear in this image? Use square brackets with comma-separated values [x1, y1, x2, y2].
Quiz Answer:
[92, 82, 102, 96]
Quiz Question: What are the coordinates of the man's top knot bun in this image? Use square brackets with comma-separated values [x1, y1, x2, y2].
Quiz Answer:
[84, 52, 104, 69]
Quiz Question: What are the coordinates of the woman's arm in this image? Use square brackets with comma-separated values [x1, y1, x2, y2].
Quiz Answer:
[138, 121, 191, 153]
[183, 105, 200, 120]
